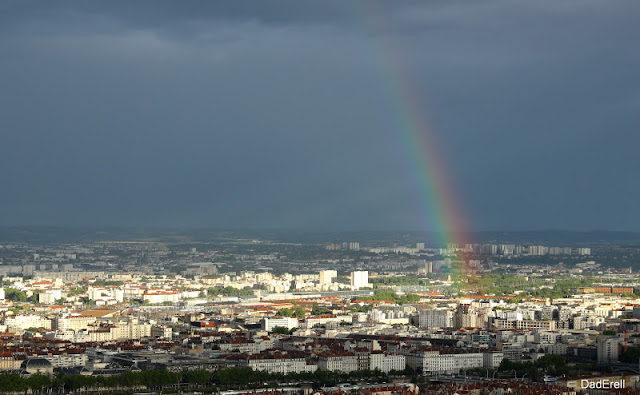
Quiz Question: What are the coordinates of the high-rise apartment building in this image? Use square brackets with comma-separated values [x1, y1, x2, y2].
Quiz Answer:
[597, 336, 619, 364]
[319, 270, 337, 285]
[350, 271, 369, 290]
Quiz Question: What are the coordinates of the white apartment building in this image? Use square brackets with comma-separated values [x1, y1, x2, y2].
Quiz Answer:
[52, 315, 97, 331]
[143, 290, 181, 304]
[319, 270, 337, 285]
[49, 318, 152, 342]
[597, 336, 620, 364]
[45, 352, 88, 368]
[419, 309, 453, 329]
[369, 352, 406, 373]
[350, 271, 369, 290]
[318, 352, 358, 372]
[39, 289, 63, 305]
[405, 350, 499, 374]
[240, 354, 316, 374]
[262, 317, 300, 331]
[5, 315, 52, 331]
[113, 318, 152, 340]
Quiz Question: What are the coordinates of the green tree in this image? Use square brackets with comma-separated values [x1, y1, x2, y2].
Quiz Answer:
[183, 369, 211, 385]
[291, 307, 306, 318]
[620, 346, 640, 363]
[271, 326, 291, 335]
[311, 303, 331, 315]
[278, 308, 293, 317]
[5, 288, 27, 302]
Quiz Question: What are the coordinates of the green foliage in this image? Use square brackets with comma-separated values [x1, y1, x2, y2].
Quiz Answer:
[207, 286, 254, 297]
[499, 355, 568, 380]
[311, 303, 331, 315]
[92, 280, 124, 286]
[0, 364, 410, 392]
[276, 307, 306, 318]
[370, 275, 429, 286]
[67, 286, 87, 296]
[348, 304, 373, 313]
[212, 366, 388, 388]
[0, 373, 28, 392]
[357, 291, 420, 304]
[183, 369, 211, 385]
[620, 346, 640, 363]
[470, 274, 596, 299]
[5, 288, 27, 302]
[271, 326, 296, 335]
[602, 330, 617, 336]
[25, 327, 46, 332]
[26, 374, 51, 391]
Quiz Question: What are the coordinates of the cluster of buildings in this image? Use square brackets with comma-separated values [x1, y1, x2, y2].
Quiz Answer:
[0, 239, 636, 394]
[2, 275, 640, 378]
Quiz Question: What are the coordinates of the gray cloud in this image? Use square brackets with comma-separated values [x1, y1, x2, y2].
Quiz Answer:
[1, 1, 638, 231]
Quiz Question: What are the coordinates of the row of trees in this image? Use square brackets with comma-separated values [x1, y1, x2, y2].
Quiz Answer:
[464, 274, 598, 299]
[214, 366, 395, 388]
[369, 275, 429, 286]
[498, 355, 568, 380]
[357, 291, 420, 304]
[0, 366, 406, 393]
[0, 369, 210, 393]
[207, 286, 255, 297]
[278, 307, 306, 318]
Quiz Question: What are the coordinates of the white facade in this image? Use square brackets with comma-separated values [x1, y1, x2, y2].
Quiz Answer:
[318, 353, 358, 372]
[46, 353, 88, 368]
[406, 350, 500, 374]
[597, 336, 619, 364]
[319, 270, 337, 285]
[52, 315, 97, 331]
[5, 315, 52, 331]
[350, 271, 369, 290]
[143, 290, 181, 304]
[419, 309, 453, 329]
[39, 289, 63, 305]
[262, 317, 300, 331]
[242, 356, 316, 374]
[370, 353, 406, 373]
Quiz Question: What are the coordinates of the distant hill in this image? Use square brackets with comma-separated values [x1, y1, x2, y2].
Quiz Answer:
[0, 226, 639, 247]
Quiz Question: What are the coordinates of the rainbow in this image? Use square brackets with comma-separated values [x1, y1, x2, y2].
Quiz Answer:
[355, 5, 472, 263]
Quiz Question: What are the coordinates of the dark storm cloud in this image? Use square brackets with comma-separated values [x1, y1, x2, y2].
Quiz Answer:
[0, 1, 638, 231]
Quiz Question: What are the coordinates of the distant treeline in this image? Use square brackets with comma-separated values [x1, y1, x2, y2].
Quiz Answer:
[0, 367, 403, 393]
[2, 226, 640, 245]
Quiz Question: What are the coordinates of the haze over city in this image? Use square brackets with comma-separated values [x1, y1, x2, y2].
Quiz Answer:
[1, 0, 639, 231]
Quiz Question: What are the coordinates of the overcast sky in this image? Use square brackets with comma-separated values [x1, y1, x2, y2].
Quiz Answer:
[1, 0, 638, 231]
